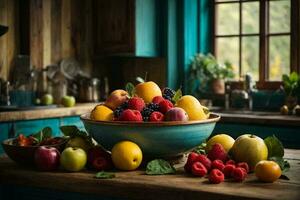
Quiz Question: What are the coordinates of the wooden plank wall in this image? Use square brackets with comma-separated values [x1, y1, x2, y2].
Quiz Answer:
[0, 0, 19, 81]
[0, 0, 93, 81]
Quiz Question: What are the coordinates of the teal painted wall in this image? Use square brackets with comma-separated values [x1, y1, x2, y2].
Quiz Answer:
[135, 0, 213, 90]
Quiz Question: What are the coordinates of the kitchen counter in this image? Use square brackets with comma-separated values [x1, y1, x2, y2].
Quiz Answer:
[0, 149, 299, 200]
[0, 103, 98, 122]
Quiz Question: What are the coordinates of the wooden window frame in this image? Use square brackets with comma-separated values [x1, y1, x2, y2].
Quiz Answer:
[213, 0, 300, 90]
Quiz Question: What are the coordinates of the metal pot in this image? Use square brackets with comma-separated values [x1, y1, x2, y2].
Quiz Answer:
[79, 78, 100, 102]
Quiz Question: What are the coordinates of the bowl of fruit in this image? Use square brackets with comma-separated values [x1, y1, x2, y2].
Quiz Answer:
[2, 127, 67, 166]
[81, 81, 220, 158]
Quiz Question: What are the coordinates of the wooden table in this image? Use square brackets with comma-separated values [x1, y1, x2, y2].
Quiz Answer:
[0, 149, 299, 200]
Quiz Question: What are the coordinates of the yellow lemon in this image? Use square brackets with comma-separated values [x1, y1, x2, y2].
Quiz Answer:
[205, 134, 235, 153]
[111, 141, 143, 171]
[91, 104, 113, 121]
[176, 95, 209, 120]
[135, 81, 162, 103]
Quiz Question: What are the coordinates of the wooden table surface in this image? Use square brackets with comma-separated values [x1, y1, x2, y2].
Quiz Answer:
[0, 149, 299, 200]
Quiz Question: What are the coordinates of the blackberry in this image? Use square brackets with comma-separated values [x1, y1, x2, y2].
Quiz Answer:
[143, 116, 150, 122]
[113, 107, 124, 118]
[141, 107, 154, 122]
[147, 103, 159, 111]
[120, 101, 128, 109]
[163, 87, 175, 101]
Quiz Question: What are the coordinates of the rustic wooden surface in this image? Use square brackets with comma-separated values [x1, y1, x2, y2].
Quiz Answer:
[0, 103, 98, 122]
[0, 149, 299, 200]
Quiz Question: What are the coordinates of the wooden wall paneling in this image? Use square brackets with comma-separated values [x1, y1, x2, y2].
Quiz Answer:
[61, 0, 73, 58]
[50, 0, 62, 64]
[0, 0, 19, 81]
[0, 0, 8, 80]
[94, 0, 135, 55]
[42, 0, 51, 67]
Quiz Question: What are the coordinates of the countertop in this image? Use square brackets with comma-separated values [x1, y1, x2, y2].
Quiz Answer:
[0, 149, 299, 200]
[0, 103, 98, 122]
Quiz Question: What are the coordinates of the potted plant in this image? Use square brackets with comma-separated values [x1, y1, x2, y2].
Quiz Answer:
[282, 72, 300, 109]
[187, 53, 234, 97]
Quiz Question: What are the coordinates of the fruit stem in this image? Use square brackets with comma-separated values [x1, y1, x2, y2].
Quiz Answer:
[144, 72, 148, 82]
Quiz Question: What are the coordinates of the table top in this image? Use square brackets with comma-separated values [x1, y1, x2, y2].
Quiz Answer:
[0, 149, 299, 200]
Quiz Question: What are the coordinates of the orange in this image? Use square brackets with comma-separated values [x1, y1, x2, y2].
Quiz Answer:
[135, 81, 162, 103]
[176, 95, 209, 120]
[255, 160, 282, 182]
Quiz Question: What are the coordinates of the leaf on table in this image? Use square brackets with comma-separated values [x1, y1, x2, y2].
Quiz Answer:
[279, 174, 290, 180]
[95, 171, 116, 179]
[146, 159, 176, 175]
[264, 135, 284, 158]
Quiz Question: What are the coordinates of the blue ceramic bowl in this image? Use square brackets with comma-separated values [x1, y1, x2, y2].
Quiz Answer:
[80, 113, 220, 158]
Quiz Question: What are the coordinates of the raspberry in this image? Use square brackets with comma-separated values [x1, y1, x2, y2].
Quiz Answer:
[225, 159, 236, 165]
[232, 167, 247, 182]
[209, 169, 225, 184]
[223, 164, 236, 178]
[159, 99, 174, 114]
[207, 143, 228, 162]
[191, 162, 207, 177]
[236, 162, 249, 174]
[149, 111, 164, 122]
[211, 159, 225, 171]
[196, 154, 211, 171]
[184, 152, 199, 173]
[127, 97, 145, 111]
[119, 109, 143, 121]
[152, 96, 165, 104]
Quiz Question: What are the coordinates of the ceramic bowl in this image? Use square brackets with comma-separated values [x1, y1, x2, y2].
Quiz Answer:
[80, 113, 220, 158]
[1, 138, 67, 166]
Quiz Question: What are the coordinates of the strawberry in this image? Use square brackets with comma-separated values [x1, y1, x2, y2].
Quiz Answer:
[158, 99, 174, 114]
[152, 96, 165, 104]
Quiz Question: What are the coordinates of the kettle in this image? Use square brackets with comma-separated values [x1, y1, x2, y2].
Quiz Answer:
[78, 78, 100, 102]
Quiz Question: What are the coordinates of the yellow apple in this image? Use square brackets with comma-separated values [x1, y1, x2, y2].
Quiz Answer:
[231, 134, 268, 171]
[105, 89, 129, 110]
[135, 81, 162, 103]
[111, 141, 143, 171]
[206, 134, 235, 153]
[176, 95, 209, 120]
[60, 147, 87, 172]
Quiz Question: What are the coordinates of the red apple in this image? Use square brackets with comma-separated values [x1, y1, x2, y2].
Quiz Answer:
[34, 146, 60, 171]
[87, 146, 113, 170]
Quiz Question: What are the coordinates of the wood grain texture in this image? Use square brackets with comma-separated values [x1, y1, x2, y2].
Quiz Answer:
[0, 103, 97, 122]
[0, 149, 299, 200]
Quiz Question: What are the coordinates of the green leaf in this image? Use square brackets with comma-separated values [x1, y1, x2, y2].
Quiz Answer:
[264, 135, 284, 158]
[172, 88, 182, 103]
[32, 127, 52, 143]
[146, 159, 176, 175]
[125, 82, 136, 98]
[289, 72, 299, 82]
[60, 125, 80, 137]
[193, 143, 207, 154]
[268, 157, 290, 172]
[95, 171, 115, 179]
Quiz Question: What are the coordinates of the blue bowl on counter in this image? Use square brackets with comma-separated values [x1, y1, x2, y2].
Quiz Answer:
[80, 113, 220, 158]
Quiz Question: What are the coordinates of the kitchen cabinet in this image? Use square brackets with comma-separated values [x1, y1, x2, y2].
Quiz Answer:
[94, 0, 135, 55]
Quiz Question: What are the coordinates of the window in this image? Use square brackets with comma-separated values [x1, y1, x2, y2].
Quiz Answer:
[213, 0, 299, 89]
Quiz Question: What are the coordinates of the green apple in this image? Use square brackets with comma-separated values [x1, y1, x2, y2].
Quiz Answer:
[231, 134, 268, 171]
[65, 136, 92, 153]
[60, 147, 87, 172]
[61, 95, 76, 107]
[41, 94, 54, 105]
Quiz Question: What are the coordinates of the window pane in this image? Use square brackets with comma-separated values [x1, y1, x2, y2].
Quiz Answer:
[269, 0, 290, 33]
[216, 37, 239, 79]
[269, 36, 290, 81]
[242, 36, 259, 81]
[216, 3, 239, 35]
[242, 2, 259, 34]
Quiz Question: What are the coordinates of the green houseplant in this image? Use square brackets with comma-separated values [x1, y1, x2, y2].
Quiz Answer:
[187, 53, 234, 97]
[282, 72, 300, 109]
